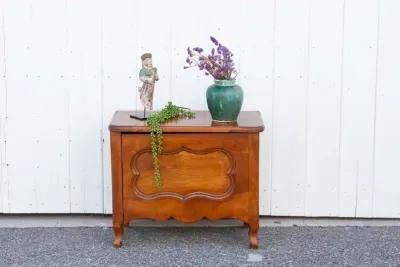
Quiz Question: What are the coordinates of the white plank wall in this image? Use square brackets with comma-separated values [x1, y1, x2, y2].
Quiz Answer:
[0, 0, 399, 217]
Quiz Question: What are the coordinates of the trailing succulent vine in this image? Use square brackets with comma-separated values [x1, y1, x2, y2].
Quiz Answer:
[147, 102, 195, 189]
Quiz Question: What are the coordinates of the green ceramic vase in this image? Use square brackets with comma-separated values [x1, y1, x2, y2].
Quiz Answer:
[206, 79, 243, 122]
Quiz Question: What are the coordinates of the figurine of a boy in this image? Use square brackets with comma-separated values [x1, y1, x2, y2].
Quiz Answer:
[139, 53, 159, 110]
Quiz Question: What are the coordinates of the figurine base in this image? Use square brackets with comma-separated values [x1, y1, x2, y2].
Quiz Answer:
[129, 111, 148, 121]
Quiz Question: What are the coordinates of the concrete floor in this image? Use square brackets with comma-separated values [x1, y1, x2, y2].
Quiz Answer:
[1, 226, 400, 266]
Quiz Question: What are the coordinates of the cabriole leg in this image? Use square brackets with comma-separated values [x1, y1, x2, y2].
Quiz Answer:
[248, 221, 259, 249]
[113, 223, 124, 248]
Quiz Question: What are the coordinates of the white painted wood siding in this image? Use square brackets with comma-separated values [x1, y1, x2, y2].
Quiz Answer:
[0, 0, 399, 217]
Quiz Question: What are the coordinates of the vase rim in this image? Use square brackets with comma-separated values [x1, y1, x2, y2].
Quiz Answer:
[214, 79, 236, 86]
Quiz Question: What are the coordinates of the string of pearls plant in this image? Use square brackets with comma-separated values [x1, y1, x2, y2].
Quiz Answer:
[147, 102, 195, 189]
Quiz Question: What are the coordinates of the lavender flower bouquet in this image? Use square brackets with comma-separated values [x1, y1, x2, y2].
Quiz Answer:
[184, 36, 243, 122]
[184, 36, 238, 80]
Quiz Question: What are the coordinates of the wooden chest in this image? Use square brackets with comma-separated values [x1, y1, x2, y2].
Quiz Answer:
[109, 111, 264, 248]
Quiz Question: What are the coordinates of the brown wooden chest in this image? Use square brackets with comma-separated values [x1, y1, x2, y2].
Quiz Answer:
[109, 111, 264, 248]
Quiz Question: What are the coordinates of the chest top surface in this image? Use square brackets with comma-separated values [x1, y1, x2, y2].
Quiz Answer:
[109, 111, 264, 133]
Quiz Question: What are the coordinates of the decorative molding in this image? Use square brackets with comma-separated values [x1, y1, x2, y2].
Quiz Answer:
[124, 215, 248, 225]
[130, 146, 236, 201]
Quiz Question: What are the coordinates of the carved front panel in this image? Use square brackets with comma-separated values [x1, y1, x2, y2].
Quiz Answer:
[132, 147, 235, 200]
[122, 133, 249, 213]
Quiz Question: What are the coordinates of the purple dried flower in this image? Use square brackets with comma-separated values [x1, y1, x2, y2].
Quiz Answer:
[187, 47, 193, 57]
[220, 46, 232, 58]
[193, 47, 203, 53]
[217, 45, 222, 54]
[210, 36, 219, 46]
[185, 37, 237, 80]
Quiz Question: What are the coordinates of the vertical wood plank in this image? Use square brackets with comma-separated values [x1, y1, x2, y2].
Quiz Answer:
[169, 0, 208, 110]
[271, 0, 309, 216]
[340, 0, 378, 217]
[67, 0, 103, 213]
[373, 0, 400, 218]
[134, 0, 172, 110]
[102, 0, 138, 213]
[29, 0, 69, 212]
[239, 0, 274, 215]
[305, 0, 344, 216]
[4, 0, 38, 212]
[0, 8, 6, 213]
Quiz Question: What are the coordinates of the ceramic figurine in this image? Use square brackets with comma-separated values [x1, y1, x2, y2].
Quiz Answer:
[139, 53, 159, 111]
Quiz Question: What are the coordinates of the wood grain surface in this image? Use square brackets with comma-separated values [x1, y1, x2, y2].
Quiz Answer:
[109, 111, 264, 133]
